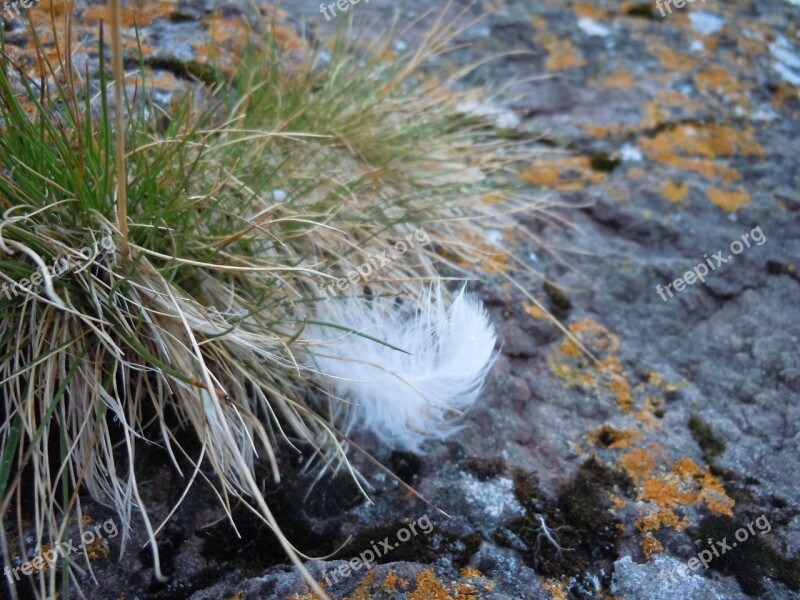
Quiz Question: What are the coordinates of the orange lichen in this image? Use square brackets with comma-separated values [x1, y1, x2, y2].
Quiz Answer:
[343, 571, 376, 600]
[662, 180, 689, 203]
[642, 534, 665, 559]
[598, 71, 636, 89]
[610, 493, 629, 510]
[460, 568, 484, 579]
[550, 320, 636, 412]
[592, 424, 643, 449]
[407, 570, 457, 600]
[707, 187, 751, 212]
[545, 40, 587, 71]
[640, 124, 763, 182]
[635, 409, 662, 429]
[569, 319, 621, 355]
[574, 4, 609, 19]
[521, 156, 607, 190]
[532, 17, 587, 71]
[383, 572, 410, 592]
[655, 47, 700, 73]
[541, 578, 569, 600]
[523, 302, 549, 320]
[637, 508, 688, 533]
[598, 357, 634, 413]
[673, 458, 735, 516]
[521, 165, 561, 187]
[694, 65, 753, 108]
[620, 448, 657, 480]
[641, 477, 696, 508]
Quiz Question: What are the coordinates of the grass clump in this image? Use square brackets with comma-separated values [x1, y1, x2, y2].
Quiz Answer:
[0, 5, 543, 598]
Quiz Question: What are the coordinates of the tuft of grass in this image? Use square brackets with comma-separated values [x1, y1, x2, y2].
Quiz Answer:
[0, 4, 546, 598]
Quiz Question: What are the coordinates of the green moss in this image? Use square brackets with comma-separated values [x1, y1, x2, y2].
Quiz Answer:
[624, 3, 657, 19]
[504, 459, 630, 582]
[589, 152, 622, 173]
[144, 56, 222, 86]
[694, 515, 800, 595]
[689, 415, 726, 462]
[467, 457, 507, 481]
[347, 519, 480, 569]
[512, 468, 544, 511]
[543, 281, 572, 320]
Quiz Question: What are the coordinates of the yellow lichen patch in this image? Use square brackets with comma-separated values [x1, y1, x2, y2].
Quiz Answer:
[541, 578, 569, 600]
[662, 180, 689, 203]
[568, 319, 621, 355]
[642, 533, 664, 559]
[654, 47, 700, 73]
[545, 39, 587, 71]
[707, 187, 751, 212]
[573, 4, 609, 19]
[598, 357, 634, 413]
[523, 302, 549, 320]
[694, 64, 753, 108]
[550, 319, 637, 412]
[592, 424, 643, 449]
[521, 156, 608, 190]
[625, 455, 735, 535]
[672, 458, 735, 516]
[532, 17, 587, 71]
[407, 570, 457, 600]
[460, 568, 484, 579]
[344, 571, 376, 600]
[635, 408, 662, 429]
[640, 124, 763, 182]
[455, 582, 480, 596]
[583, 124, 623, 138]
[620, 447, 657, 480]
[610, 493, 629, 510]
[522, 164, 561, 187]
[641, 476, 696, 508]
[646, 123, 762, 159]
[382, 572, 410, 592]
[597, 71, 636, 89]
[637, 507, 688, 533]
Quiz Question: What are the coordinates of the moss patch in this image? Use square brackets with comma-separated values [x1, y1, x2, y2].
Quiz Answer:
[467, 457, 507, 481]
[589, 152, 622, 173]
[693, 515, 800, 595]
[688, 415, 726, 462]
[502, 459, 631, 582]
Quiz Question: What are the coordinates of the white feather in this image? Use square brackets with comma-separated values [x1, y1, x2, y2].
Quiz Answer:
[306, 286, 497, 452]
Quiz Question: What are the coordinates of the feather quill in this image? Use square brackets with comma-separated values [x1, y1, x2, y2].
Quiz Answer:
[307, 286, 497, 452]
